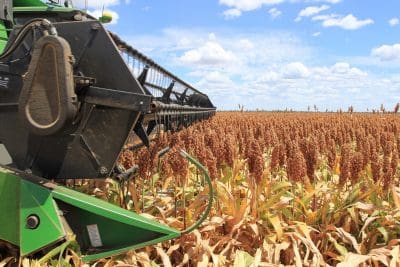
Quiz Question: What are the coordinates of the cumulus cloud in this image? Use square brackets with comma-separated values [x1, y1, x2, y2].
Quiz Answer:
[268, 8, 282, 19]
[282, 62, 310, 79]
[371, 44, 400, 62]
[331, 62, 350, 73]
[195, 71, 236, 93]
[219, 0, 340, 17]
[247, 61, 371, 109]
[312, 32, 321, 37]
[330, 62, 367, 76]
[259, 71, 280, 82]
[237, 39, 255, 50]
[313, 14, 373, 30]
[124, 28, 397, 110]
[295, 5, 330, 22]
[319, 0, 341, 3]
[72, 0, 119, 9]
[130, 28, 311, 75]
[179, 41, 236, 66]
[223, 8, 242, 19]
[219, 0, 285, 12]
[389, 18, 399, 27]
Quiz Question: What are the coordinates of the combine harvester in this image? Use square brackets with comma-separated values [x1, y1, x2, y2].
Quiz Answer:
[0, 0, 216, 262]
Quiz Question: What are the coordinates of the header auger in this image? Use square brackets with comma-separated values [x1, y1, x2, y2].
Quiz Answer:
[0, 0, 215, 262]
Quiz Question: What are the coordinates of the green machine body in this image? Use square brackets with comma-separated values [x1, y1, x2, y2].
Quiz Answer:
[0, 166, 180, 262]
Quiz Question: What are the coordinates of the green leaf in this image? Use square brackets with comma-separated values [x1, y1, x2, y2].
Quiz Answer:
[328, 234, 348, 257]
[262, 190, 289, 212]
[38, 238, 78, 265]
[272, 181, 292, 192]
[151, 173, 160, 186]
[267, 213, 284, 239]
[347, 207, 359, 226]
[377, 227, 389, 243]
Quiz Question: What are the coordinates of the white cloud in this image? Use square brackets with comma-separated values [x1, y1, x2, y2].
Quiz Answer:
[179, 41, 236, 66]
[330, 62, 367, 76]
[209, 33, 217, 40]
[223, 8, 242, 19]
[389, 18, 399, 27]
[312, 14, 333, 21]
[247, 61, 370, 110]
[282, 62, 310, 79]
[331, 62, 350, 73]
[313, 14, 373, 30]
[312, 31, 321, 37]
[123, 28, 398, 110]
[196, 71, 236, 93]
[128, 28, 312, 73]
[219, 0, 339, 12]
[237, 39, 255, 50]
[72, 0, 119, 9]
[371, 44, 400, 62]
[295, 5, 329, 22]
[88, 9, 119, 24]
[219, 0, 284, 12]
[268, 8, 282, 19]
[177, 37, 192, 48]
[259, 70, 280, 82]
[310, 0, 341, 3]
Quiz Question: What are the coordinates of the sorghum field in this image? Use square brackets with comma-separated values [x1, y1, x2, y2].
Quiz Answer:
[22, 112, 400, 266]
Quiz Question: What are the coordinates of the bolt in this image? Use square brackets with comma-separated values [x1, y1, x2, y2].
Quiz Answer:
[26, 215, 40, 229]
[99, 166, 108, 175]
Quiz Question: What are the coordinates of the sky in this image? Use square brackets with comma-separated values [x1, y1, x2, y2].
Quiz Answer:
[72, 0, 400, 111]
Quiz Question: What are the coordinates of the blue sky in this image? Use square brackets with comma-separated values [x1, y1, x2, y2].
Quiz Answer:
[74, 0, 400, 111]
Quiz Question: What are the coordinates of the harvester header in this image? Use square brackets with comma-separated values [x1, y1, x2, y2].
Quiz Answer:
[0, 0, 215, 262]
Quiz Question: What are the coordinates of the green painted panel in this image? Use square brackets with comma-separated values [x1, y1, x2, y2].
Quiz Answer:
[0, 21, 8, 54]
[1, 166, 179, 261]
[53, 186, 180, 262]
[82, 235, 181, 262]
[19, 179, 65, 255]
[13, 6, 76, 12]
[13, 0, 47, 7]
[53, 186, 180, 235]
[0, 169, 19, 245]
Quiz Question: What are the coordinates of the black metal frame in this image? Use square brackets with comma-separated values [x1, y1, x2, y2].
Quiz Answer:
[0, 10, 216, 180]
